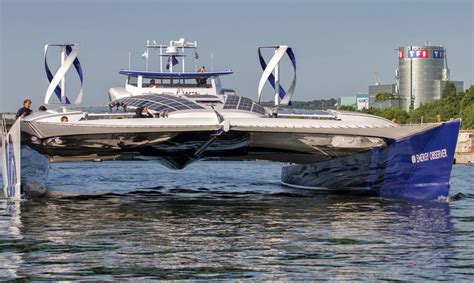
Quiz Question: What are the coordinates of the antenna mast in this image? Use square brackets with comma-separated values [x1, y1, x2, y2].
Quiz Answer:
[374, 72, 381, 85]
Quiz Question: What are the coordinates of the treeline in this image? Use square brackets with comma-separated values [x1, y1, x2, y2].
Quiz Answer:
[261, 98, 338, 110]
[340, 84, 474, 129]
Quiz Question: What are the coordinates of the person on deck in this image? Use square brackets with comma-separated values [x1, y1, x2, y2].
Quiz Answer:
[149, 79, 159, 88]
[196, 66, 207, 87]
[134, 107, 154, 118]
[15, 99, 33, 119]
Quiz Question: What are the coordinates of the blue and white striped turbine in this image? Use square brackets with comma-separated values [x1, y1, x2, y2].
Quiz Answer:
[257, 45, 296, 106]
[44, 44, 84, 105]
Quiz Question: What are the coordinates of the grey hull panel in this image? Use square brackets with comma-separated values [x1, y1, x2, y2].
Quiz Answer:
[21, 145, 49, 197]
[281, 150, 378, 192]
[23, 130, 385, 166]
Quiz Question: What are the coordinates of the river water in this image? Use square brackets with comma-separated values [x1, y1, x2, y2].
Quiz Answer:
[0, 161, 473, 280]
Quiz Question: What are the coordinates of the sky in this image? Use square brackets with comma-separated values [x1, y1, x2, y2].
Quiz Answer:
[0, 0, 472, 112]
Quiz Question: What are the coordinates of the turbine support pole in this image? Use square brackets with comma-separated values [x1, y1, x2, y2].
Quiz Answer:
[274, 49, 280, 107]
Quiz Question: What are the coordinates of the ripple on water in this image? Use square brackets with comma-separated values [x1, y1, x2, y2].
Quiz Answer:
[0, 161, 473, 280]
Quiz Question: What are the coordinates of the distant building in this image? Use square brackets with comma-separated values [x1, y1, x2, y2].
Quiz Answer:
[432, 80, 464, 100]
[369, 43, 464, 111]
[356, 93, 369, 110]
[338, 96, 357, 109]
[455, 130, 474, 164]
[397, 45, 463, 111]
[368, 84, 401, 109]
[337, 93, 369, 110]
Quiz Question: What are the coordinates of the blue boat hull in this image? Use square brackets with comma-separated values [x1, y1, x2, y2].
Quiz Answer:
[3, 117, 461, 201]
[281, 120, 461, 201]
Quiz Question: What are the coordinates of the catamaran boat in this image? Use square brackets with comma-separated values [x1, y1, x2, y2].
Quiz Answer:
[1, 39, 460, 201]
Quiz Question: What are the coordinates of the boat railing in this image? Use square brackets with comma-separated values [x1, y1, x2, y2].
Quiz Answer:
[85, 112, 137, 120]
[0, 113, 15, 121]
[0, 113, 16, 130]
[276, 113, 338, 120]
[401, 122, 446, 127]
[129, 82, 212, 88]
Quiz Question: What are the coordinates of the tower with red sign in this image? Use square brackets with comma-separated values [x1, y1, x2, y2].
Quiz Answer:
[396, 44, 462, 111]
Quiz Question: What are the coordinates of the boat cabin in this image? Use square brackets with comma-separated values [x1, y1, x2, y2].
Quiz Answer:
[123, 70, 233, 95]
[108, 38, 236, 102]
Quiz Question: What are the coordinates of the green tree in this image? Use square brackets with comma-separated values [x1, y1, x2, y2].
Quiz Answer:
[339, 105, 356, 111]
[442, 81, 457, 98]
[460, 85, 474, 109]
[375, 93, 404, 103]
[361, 107, 382, 116]
[460, 104, 474, 129]
[408, 86, 466, 123]
[375, 93, 390, 103]
[379, 108, 410, 124]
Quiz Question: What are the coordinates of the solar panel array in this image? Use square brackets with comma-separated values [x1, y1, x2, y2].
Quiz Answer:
[238, 97, 253, 111]
[250, 103, 266, 115]
[223, 95, 266, 115]
[223, 95, 240, 109]
[113, 94, 266, 115]
[115, 94, 205, 112]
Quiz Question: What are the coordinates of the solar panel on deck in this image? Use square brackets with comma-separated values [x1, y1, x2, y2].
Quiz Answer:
[251, 104, 265, 114]
[223, 95, 240, 109]
[113, 94, 204, 113]
[223, 95, 265, 114]
[238, 97, 253, 111]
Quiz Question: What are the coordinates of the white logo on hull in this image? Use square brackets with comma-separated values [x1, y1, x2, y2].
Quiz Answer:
[411, 149, 448, 164]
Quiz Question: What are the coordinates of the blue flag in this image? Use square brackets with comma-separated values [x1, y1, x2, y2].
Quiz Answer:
[166, 55, 179, 70]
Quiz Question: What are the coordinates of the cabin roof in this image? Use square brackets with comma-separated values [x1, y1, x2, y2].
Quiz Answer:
[119, 70, 233, 79]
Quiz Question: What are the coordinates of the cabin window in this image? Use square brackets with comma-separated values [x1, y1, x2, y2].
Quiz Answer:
[127, 77, 212, 88]
[149, 78, 211, 88]
[128, 76, 138, 86]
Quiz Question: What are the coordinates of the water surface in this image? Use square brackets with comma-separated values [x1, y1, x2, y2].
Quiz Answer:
[1, 161, 473, 280]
